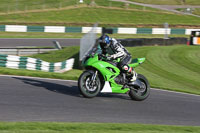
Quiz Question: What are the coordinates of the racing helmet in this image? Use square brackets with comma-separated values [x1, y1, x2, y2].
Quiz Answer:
[99, 35, 110, 49]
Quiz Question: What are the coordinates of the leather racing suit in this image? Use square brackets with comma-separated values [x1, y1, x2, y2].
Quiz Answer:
[99, 38, 136, 81]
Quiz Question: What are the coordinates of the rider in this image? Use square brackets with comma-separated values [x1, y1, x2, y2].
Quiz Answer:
[98, 34, 137, 82]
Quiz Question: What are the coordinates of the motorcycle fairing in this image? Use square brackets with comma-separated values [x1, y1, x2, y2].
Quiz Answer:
[85, 56, 129, 93]
[85, 56, 120, 80]
[129, 58, 146, 68]
[83, 54, 145, 94]
[101, 81, 112, 92]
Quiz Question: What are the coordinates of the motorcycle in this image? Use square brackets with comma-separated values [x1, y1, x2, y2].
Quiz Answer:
[78, 49, 150, 101]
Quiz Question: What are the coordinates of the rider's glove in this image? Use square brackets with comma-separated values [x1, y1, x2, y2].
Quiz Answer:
[107, 55, 113, 60]
[98, 54, 106, 60]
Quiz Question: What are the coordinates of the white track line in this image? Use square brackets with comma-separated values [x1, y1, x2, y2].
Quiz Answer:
[0, 74, 199, 97]
[0, 74, 77, 83]
[151, 88, 200, 97]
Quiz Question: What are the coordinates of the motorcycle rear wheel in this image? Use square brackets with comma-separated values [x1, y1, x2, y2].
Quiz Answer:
[78, 70, 101, 98]
[128, 74, 150, 101]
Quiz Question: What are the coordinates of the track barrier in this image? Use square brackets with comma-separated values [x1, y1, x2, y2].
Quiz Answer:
[0, 54, 74, 73]
[1, 25, 200, 35]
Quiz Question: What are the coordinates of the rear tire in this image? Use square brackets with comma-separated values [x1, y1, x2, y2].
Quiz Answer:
[78, 70, 101, 98]
[129, 74, 150, 101]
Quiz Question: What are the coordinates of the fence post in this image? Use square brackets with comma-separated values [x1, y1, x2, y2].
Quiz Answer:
[38, 48, 41, 54]
[143, 6, 146, 11]
[25, 5, 27, 12]
[164, 22, 169, 39]
[109, 2, 112, 8]
[7, 6, 10, 14]
[59, 2, 62, 9]
[125, 3, 129, 9]
[17, 49, 20, 56]
[15, 0, 18, 12]
[43, 4, 45, 10]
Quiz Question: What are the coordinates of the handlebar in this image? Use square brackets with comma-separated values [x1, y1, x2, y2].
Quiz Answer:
[98, 54, 107, 60]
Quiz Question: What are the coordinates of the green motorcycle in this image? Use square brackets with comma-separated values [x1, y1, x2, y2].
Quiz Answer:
[78, 49, 150, 101]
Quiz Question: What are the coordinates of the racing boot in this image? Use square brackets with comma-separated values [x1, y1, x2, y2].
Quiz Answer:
[130, 70, 137, 82]
[127, 68, 141, 88]
[125, 67, 137, 82]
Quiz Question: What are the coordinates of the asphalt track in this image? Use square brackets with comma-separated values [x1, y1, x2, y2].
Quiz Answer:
[0, 38, 80, 47]
[0, 75, 200, 126]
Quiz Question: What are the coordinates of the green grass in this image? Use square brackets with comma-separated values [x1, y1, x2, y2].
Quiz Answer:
[0, 32, 190, 38]
[0, 7, 199, 26]
[0, 67, 81, 80]
[1, 45, 200, 95]
[0, 0, 159, 13]
[0, 122, 200, 133]
[193, 8, 200, 16]
[129, 0, 200, 5]
[0, 0, 76, 13]
[0, 0, 199, 27]
[31, 46, 79, 62]
[128, 45, 200, 95]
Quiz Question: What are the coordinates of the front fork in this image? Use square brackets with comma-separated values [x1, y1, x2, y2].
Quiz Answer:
[90, 71, 98, 86]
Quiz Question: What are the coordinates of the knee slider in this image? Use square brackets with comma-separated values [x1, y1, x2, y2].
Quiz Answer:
[122, 65, 132, 73]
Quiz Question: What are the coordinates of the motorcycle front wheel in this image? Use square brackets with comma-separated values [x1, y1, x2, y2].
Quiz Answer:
[78, 70, 101, 98]
[129, 74, 150, 101]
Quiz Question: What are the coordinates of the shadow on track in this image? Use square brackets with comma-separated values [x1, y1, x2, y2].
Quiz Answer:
[13, 77, 81, 97]
[13, 77, 131, 100]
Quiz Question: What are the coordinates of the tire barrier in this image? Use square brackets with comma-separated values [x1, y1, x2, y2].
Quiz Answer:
[0, 54, 74, 73]
[118, 37, 187, 46]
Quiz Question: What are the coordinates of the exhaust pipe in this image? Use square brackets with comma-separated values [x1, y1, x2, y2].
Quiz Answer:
[128, 79, 143, 89]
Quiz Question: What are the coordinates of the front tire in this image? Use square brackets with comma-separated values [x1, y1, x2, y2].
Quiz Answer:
[129, 74, 150, 101]
[78, 70, 101, 98]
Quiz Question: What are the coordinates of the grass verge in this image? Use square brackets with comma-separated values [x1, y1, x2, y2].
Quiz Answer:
[128, 45, 200, 95]
[0, 122, 200, 133]
[0, 7, 199, 26]
[193, 8, 200, 16]
[0, 0, 159, 13]
[0, 67, 81, 81]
